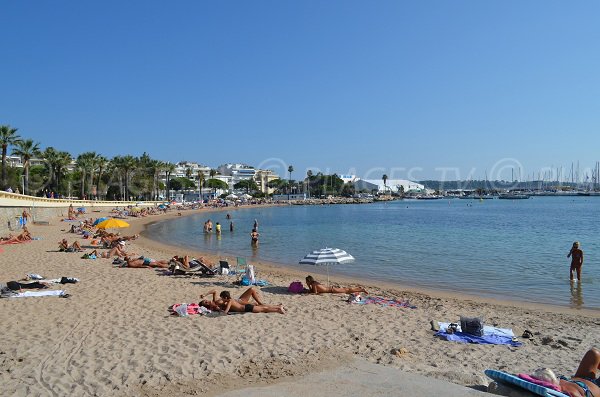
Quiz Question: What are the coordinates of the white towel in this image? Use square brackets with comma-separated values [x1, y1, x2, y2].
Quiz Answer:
[11, 290, 65, 298]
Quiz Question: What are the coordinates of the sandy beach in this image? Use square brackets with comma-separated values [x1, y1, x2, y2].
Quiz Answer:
[1, 206, 599, 397]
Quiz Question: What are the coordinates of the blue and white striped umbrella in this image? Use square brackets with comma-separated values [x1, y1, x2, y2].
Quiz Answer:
[299, 248, 355, 265]
[299, 248, 354, 285]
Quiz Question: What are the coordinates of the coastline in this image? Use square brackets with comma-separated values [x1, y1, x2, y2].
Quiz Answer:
[1, 206, 599, 396]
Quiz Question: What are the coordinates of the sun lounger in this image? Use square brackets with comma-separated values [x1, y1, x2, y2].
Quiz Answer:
[485, 370, 569, 397]
[169, 260, 216, 277]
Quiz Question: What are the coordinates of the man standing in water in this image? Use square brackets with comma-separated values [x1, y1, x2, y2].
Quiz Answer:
[250, 228, 259, 246]
[567, 241, 584, 282]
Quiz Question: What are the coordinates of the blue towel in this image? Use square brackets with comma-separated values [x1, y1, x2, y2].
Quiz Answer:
[435, 331, 523, 346]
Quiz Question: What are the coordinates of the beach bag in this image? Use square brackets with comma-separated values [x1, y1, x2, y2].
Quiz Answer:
[288, 281, 304, 293]
[240, 276, 251, 286]
[244, 265, 256, 285]
[460, 316, 484, 337]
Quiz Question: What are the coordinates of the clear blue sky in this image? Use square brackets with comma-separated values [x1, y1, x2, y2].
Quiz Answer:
[2, 1, 599, 181]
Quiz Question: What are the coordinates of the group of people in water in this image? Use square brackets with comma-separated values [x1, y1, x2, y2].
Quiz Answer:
[202, 214, 260, 246]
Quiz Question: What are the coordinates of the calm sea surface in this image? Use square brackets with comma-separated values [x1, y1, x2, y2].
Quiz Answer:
[146, 197, 600, 309]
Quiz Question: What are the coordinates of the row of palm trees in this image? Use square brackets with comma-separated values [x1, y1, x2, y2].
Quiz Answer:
[0, 124, 224, 201]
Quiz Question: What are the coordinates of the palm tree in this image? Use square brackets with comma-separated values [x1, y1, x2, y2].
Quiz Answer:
[288, 165, 294, 200]
[95, 155, 108, 199]
[76, 152, 96, 199]
[382, 174, 388, 195]
[109, 156, 125, 200]
[197, 170, 205, 199]
[12, 139, 41, 195]
[0, 125, 21, 190]
[306, 169, 313, 198]
[165, 162, 176, 201]
[121, 155, 137, 201]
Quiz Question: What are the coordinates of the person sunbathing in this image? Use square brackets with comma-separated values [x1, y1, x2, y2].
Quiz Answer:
[199, 288, 285, 314]
[305, 275, 368, 295]
[59, 239, 82, 252]
[556, 348, 600, 396]
[171, 255, 213, 270]
[89, 243, 132, 259]
[0, 228, 32, 244]
[123, 256, 169, 268]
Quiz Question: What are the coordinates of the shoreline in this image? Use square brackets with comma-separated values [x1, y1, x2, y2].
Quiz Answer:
[133, 206, 600, 317]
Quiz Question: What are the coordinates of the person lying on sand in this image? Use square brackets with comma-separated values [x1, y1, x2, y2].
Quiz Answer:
[0, 228, 32, 244]
[305, 275, 368, 295]
[59, 239, 82, 252]
[90, 243, 133, 259]
[556, 347, 600, 396]
[171, 255, 213, 270]
[123, 256, 169, 268]
[199, 287, 285, 314]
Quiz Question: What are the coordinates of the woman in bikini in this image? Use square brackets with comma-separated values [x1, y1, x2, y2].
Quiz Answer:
[305, 275, 368, 295]
[558, 347, 600, 397]
[123, 256, 169, 268]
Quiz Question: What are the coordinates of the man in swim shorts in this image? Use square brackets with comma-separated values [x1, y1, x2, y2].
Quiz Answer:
[567, 241, 584, 282]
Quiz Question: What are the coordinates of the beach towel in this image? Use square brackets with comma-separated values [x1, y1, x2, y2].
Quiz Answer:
[169, 303, 211, 316]
[485, 369, 568, 397]
[518, 374, 562, 392]
[10, 290, 66, 298]
[349, 296, 416, 309]
[436, 322, 522, 346]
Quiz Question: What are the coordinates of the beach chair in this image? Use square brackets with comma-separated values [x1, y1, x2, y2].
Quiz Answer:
[169, 259, 216, 277]
[236, 257, 247, 278]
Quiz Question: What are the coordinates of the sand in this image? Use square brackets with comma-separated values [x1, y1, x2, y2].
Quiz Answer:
[0, 206, 598, 397]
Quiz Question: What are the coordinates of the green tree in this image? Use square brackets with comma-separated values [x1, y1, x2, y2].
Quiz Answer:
[382, 174, 388, 194]
[234, 179, 259, 194]
[121, 155, 137, 201]
[169, 176, 195, 191]
[206, 178, 228, 197]
[75, 152, 96, 199]
[306, 169, 313, 198]
[197, 170, 205, 195]
[12, 139, 41, 195]
[0, 125, 21, 190]
[164, 162, 176, 201]
[287, 165, 294, 199]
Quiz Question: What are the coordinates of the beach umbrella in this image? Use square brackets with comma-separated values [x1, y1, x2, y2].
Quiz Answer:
[93, 217, 109, 226]
[158, 204, 166, 209]
[96, 218, 130, 229]
[226, 194, 238, 199]
[299, 247, 355, 285]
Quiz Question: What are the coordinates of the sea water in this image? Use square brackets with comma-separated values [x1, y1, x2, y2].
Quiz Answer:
[145, 197, 600, 309]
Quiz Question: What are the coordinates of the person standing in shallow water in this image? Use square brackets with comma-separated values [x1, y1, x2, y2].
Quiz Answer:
[250, 228, 259, 246]
[567, 241, 584, 282]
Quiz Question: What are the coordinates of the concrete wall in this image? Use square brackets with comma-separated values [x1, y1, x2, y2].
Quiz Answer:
[0, 191, 159, 235]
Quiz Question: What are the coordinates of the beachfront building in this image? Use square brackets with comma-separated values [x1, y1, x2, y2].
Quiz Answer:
[5, 154, 48, 169]
[255, 169, 279, 194]
[217, 163, 256, 191]
[339, 175, 424, 194]
[174, 161, 211, 179]
[216, 163, 280, 194]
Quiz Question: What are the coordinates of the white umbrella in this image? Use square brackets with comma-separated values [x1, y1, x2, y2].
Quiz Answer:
[241, 193, 253, 199]
[299, 247, 355, 285]
[226, 194, 238, 199]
